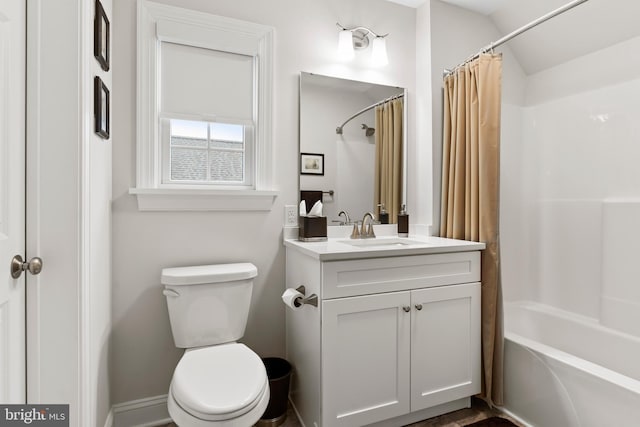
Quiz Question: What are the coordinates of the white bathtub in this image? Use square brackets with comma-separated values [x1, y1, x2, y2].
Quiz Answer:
[503, 301, 640, 427]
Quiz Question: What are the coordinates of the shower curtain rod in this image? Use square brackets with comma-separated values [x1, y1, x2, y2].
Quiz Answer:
[443, 0, 590, 77]
[336, 93, 404, 134]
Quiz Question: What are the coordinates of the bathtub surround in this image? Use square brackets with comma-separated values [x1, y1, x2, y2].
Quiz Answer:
[439, 54, 504, 406]
[496, 5, 640, 427]
[504, 302, 640, 426]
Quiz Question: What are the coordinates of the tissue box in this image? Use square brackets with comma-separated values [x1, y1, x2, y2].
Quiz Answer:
[298, 216, 327, 242]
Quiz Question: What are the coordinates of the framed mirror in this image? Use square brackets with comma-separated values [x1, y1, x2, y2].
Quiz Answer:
[299, 72, 407, 225]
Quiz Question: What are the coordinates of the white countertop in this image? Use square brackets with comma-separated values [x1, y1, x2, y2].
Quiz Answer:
[284, 234, 485, 261]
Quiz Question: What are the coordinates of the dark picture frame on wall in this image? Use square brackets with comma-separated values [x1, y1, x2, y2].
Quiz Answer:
[94, 0, 110, 71]
[300, 153, 324, 175]
[94, 76, 110, 139]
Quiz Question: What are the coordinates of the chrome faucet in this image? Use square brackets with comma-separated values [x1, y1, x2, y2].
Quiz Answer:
[338, 210, 351, 225]
[360, 212, 376, 239]
[349, 212, 377, 239]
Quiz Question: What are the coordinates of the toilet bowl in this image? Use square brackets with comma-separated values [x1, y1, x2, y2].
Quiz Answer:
[162, 263, 268, 426]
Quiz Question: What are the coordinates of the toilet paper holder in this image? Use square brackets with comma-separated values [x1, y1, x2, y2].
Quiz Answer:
[294, 285, 318, 308]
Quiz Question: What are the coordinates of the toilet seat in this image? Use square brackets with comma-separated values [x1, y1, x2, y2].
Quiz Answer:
[170, 343, 269, 422]
[167, 384, 269, 427]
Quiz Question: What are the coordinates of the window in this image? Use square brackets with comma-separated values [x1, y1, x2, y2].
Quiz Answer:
[164, 119, 253, 186]
[158, 40, 255, 189]
[132, 0, 276, 211]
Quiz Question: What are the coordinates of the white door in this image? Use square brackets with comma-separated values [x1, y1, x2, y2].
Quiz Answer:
[0, 0, 26, 403]
[411, 283, 481, 411]
[322, 292, 411, 427]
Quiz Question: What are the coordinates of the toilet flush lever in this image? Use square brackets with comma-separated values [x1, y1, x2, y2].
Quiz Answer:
[163, 289, 180, 298]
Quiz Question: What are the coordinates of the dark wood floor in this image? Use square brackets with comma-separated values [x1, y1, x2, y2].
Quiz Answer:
[161, 397, 524, 427]
[404, 397, 522, 427]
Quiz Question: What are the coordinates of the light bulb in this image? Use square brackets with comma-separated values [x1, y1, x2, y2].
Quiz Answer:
[338, 30, 354, 60]
[371, 36, 388, 66]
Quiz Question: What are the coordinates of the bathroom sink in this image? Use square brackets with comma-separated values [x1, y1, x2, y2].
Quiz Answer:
[338, 238, 424, 248]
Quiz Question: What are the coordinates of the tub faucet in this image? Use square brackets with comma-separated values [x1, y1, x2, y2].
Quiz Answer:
[360, 212, 376, 239]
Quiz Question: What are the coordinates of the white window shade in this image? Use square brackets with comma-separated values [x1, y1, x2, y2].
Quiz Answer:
[160, 42, 254, 121]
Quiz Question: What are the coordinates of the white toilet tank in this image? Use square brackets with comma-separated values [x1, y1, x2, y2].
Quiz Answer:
[162, 263, 258, 348]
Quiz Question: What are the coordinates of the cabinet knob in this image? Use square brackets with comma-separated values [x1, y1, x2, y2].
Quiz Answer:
[402, 306, 411, 313]
[415, 304, 423, 311]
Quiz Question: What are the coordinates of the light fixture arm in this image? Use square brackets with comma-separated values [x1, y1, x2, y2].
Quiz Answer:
[336, 22, 389, 66]
[336, 22, 388, 39]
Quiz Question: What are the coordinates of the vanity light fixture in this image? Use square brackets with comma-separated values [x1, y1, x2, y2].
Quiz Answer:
[336, 22, 388, 66]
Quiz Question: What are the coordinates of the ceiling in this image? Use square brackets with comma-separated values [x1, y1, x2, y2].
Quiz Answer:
[385, 0, 640, 74]
[384, 0, 427, 8]
[436, 0, 508, 15]
[384, 0, 507, 14]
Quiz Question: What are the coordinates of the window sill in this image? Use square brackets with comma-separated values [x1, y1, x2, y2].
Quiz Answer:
[129, 188, 279, 211]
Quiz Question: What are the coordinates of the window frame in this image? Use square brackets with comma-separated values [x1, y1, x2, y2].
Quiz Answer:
[132, 0, 277, 211]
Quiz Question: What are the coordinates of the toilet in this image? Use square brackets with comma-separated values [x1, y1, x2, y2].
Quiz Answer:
[162, 263, 269, 426]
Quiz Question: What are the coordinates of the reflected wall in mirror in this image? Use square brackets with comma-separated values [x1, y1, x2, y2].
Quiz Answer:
[299, 72, 406, 225]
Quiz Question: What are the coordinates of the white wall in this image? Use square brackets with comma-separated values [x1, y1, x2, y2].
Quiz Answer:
[429, 0, 521, 231]
[414, 1, 433, 228]
[26, 0, 112, 426]
[88, 0, 113, 424]
[112, 0, 416, 405]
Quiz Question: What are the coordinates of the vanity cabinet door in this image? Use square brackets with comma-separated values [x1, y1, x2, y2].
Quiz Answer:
[410, 282, 481, 411]
[322, 291, 411, 427]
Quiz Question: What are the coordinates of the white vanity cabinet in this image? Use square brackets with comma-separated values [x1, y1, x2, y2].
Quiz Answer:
[284, 237, 483, 427]
[321, 291, 411, 426]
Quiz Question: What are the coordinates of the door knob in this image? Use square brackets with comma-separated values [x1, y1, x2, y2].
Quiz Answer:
[415, 304, 423, 311]
[10, 255, 43, 279]
[402, 306, 411, 313]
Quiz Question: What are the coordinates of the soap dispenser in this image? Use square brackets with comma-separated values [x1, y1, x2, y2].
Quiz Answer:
[397, 204, 409, 237]
[378, 204, 389, 224]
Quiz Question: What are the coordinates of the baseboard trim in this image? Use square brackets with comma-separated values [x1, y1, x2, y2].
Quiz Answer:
[112, 394, 171, 427]
[104, 409, 114, 427]
[498, 406, 534, 427]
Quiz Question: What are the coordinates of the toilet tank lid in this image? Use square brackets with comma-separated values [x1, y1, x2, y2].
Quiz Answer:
[161, 263, 257, 286]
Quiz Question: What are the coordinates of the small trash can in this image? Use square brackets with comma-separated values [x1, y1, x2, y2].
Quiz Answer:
[257, 357, 292, 427]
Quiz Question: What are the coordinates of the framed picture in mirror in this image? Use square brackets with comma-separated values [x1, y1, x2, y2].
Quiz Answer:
[301, 153, 324, 175]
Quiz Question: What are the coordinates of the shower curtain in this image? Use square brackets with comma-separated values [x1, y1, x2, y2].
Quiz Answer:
[374, 99, 403, 222]
[440, 53, 503, 406]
